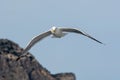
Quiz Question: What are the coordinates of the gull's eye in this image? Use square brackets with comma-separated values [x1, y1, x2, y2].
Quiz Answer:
[53, 29, 56, 33]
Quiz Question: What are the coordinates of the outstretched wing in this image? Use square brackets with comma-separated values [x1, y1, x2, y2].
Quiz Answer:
[22, 31, 52, 54]
[60, 28, 103, 44]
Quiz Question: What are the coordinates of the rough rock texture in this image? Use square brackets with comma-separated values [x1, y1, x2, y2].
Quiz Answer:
[0, 39, 76, 80]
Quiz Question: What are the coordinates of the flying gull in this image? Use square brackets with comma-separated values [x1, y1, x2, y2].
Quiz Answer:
[16, 26, 103, 60]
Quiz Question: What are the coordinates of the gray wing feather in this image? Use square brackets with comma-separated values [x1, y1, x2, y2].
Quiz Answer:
[60, 28, 103, 44]
[22, 31, 51, 54]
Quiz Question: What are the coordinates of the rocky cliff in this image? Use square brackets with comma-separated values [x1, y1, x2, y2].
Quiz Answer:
[0, 39, 76, 80]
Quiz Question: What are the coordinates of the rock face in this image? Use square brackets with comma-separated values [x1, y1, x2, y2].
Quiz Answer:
[0, 39, 76, 80]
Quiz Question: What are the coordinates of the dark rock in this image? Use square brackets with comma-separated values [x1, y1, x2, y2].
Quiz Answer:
[0, 39, 76, 80]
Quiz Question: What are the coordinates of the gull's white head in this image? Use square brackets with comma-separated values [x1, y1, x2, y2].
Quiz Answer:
[51, 26, 57, 33]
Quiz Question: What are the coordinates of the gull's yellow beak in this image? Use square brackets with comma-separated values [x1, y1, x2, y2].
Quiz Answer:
[51, 29, 55, 34]
[51, 27, 56, 33]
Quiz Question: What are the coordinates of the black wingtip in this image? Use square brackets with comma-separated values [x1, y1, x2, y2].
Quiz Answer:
[16, 55, 26, 61]
[95, 40, 105, 45]
[16, 57, 20, 61]
[95, 40, 106, 45]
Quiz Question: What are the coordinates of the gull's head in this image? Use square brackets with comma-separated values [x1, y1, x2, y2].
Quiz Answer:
[51, 26, 57, 33]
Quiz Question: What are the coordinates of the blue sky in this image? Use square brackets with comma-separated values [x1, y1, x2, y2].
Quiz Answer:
[0, 0, 120, 80]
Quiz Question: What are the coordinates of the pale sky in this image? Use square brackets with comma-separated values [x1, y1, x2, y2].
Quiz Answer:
[0, 0, 120, 80]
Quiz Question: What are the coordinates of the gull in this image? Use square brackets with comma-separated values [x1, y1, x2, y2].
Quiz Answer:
[16, 26, 103, 60]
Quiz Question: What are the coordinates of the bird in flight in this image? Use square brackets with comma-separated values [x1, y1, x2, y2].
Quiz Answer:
[16, 26, 103, 60]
